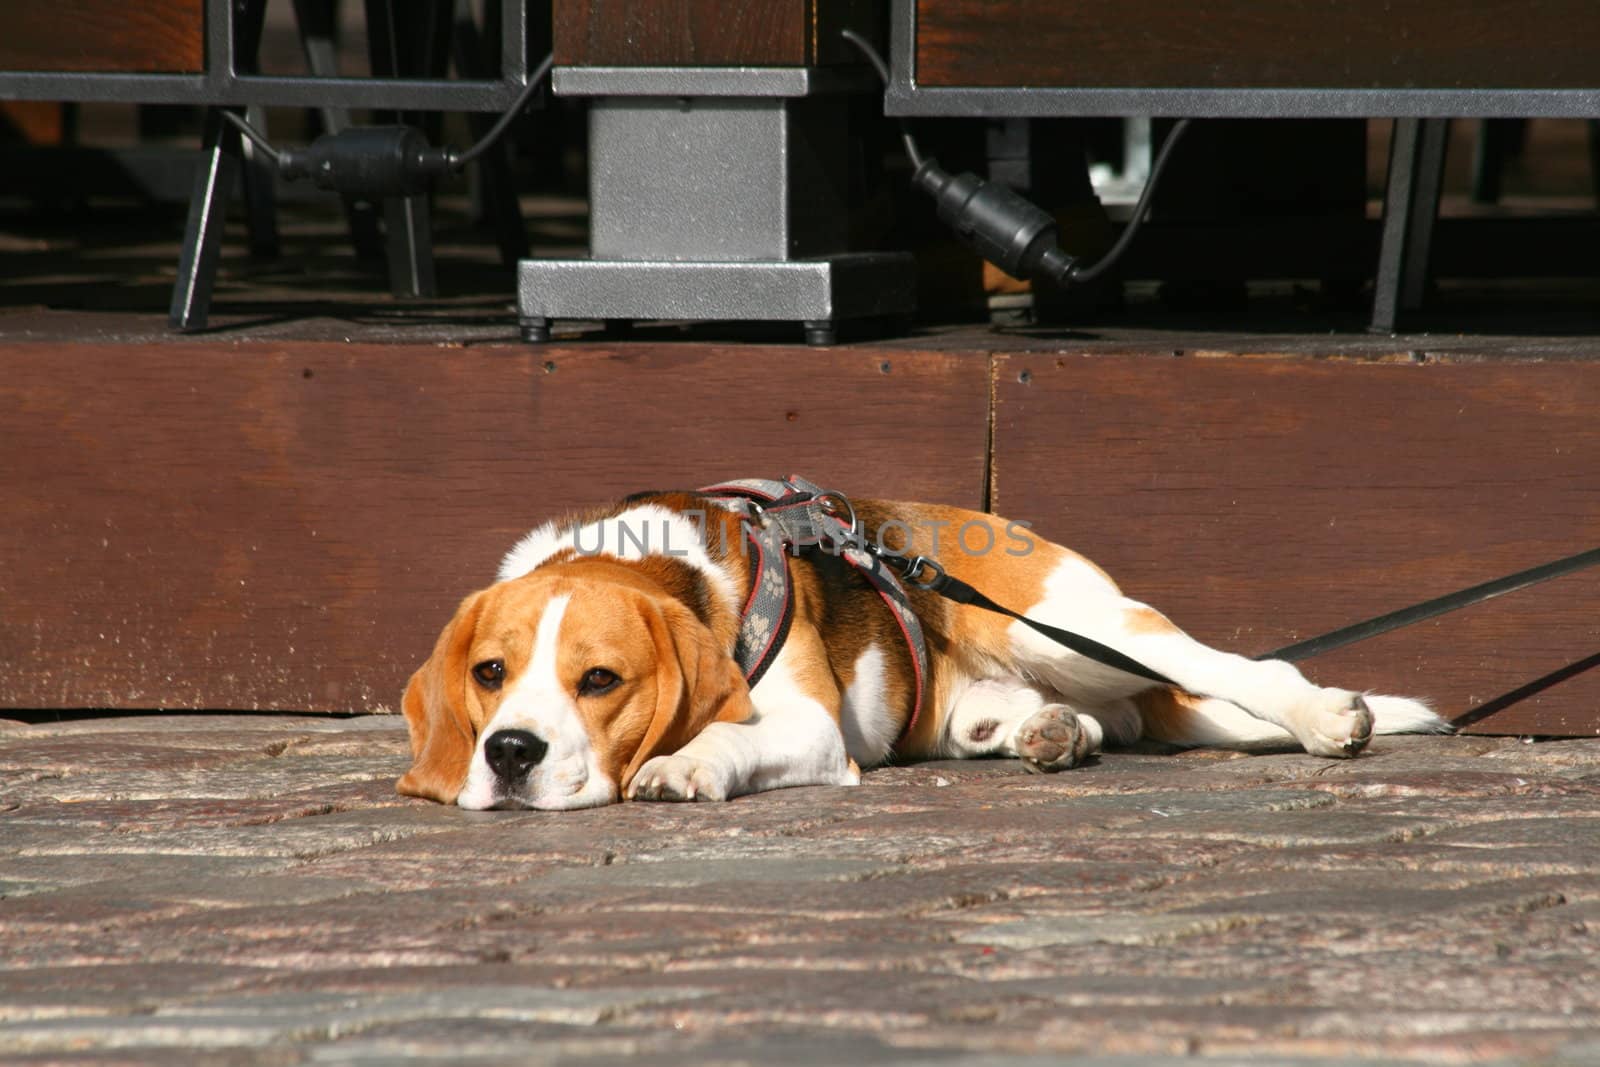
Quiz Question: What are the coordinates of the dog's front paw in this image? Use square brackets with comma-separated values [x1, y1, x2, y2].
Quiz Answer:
[1013, 704, 1091, 773]
[626, 755, 728, 802]
[1298, 689, 1374, 758]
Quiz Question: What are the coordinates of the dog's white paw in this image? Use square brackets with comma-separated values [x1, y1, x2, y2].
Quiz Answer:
[627, 755, 728, 802]
[1298, 689, 1375, 758]
[1012, 704, 1092, 773]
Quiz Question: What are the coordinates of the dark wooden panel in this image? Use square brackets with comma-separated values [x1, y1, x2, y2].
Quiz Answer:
[991, 355, 1600, 736]
[0, 342, 988, 713]
[554, 0, 882, 66]
[0, 0, 203, 73]
[916, 0, 1600, 89]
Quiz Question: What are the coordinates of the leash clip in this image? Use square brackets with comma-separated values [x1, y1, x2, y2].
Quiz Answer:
[900, 555, 945, 590]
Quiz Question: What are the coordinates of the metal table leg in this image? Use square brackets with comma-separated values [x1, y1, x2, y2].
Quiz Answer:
[168, 0, 269, 330]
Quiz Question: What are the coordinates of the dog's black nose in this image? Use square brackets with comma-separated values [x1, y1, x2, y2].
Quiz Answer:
[484, 729, 548, 779]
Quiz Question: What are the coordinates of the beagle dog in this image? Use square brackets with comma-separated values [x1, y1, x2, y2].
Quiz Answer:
[398, 486, 1447, 809]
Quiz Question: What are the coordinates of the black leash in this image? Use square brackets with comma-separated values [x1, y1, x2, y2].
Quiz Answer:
[1258, 546, 1600, 663]
[892, 544, 1600, 683]
[895, 556, 1179, 687]
[715, 481, 1599, 691]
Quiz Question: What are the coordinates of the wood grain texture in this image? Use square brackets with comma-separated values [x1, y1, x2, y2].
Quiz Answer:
[0, 0, 203, 73]
[915, 0, 1600, 89]
[990, 354, 1600, 736]
[554, 0, 882, 66]
[0, 342, 988, 713]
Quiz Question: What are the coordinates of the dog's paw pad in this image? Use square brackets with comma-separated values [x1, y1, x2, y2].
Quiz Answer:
[627, 755, 727, 802]
[1302, 690, 1374, 758]
[1013, 704, 1090, 774]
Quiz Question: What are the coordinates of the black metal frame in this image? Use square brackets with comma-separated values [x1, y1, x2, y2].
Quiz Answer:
[1, 0, 536, 330]
[883, 0, 1600, 333]
[0, 0, 531, 112]
[884, 0, 1600, 120]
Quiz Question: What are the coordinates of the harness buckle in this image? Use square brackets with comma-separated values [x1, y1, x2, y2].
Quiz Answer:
[812, 489, 858, 536]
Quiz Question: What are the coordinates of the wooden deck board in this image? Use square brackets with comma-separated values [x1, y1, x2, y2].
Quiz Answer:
[0, 341, 989, 713]
[2, 337, 1595, 735]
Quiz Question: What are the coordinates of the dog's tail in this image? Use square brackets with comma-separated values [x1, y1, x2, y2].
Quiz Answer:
[1137, 687, 1452, 748]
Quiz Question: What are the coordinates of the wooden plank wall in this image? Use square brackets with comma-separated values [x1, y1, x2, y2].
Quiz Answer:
[0, 342, 988, 714]
[2, 340, 1596, 735]
[0, 0, 204, 73]
[914, 0, 1600, 90]
[554, 0, 882, 67]
[990, 354, 1600, 737]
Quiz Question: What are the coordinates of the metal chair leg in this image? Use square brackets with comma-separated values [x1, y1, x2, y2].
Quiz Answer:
[234, 0, 276, 259]
[290, 0, 385, 260]
[366, 0, 445, 298]
[1471, 119, 1527, 205]
[1400, 119, 1449, 313]
[384, 195, 437, 298]
[1371, 118, 1449, 334]
[453, 0, 528, 266]
[169, 0, 269, 330]
[1371, 119, 1418, 334]
[169, 108, 243, 331]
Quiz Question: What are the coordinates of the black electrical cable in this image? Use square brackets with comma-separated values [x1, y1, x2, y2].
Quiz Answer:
[841, 28, 1190, 287]
[450, 51, 556, 169]
[213, 53, 555, 176]
[220, 109, 283, 166]
[840, 29, 924, 170]
[1068, 118, 1190, 284]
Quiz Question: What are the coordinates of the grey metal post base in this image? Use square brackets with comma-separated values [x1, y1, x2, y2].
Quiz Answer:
[518, 254, 915, 346]
[518, 67, 916, 346]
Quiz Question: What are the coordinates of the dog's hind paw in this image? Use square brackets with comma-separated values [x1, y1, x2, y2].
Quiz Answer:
[1299, 690, 1375, 758]
[1013, 704, 1092, 773]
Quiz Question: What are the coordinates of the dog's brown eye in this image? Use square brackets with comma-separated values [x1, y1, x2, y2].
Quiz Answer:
[471, 659, 505, 691]
[578, 667, 619, 697]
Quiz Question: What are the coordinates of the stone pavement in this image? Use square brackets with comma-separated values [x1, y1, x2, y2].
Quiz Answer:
[3, 713, 1600, 1065]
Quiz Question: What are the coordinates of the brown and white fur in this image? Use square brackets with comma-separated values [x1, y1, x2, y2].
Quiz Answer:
[397, 492, 1448, 809]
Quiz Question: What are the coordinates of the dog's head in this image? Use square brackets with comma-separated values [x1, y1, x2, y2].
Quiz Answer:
[397, 559, 752, 809]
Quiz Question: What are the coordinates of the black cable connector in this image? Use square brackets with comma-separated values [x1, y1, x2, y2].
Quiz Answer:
[913, 159, 1077, 285]
[278, 126, 454, 198]
[840, 28, 1191, 290]
[215, 53, 554, 200]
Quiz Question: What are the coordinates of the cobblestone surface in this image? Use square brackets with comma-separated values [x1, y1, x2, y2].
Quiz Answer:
[2, 713, 1599, 1064]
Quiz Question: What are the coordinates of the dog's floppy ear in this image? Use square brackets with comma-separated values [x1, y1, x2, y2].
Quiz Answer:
[396, 589, 486, 803]
[621, 596, 753, 789]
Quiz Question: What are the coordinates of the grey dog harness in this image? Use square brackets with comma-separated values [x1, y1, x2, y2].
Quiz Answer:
[699, 476, 930, 739]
